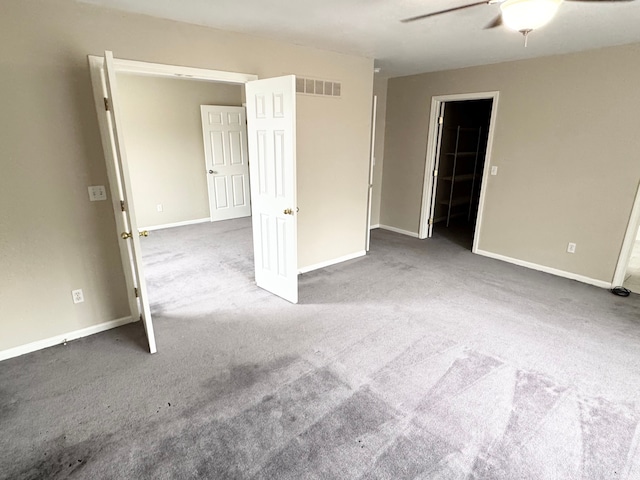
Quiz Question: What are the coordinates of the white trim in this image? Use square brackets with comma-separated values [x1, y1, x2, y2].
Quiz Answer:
[0, 316, 135, 362]
[419, 96, 443, 239]
[366, 95, 378, 252]
[140, 217, 210, 232]
[111, 58, 258, 84]
[418, 92, 500, 255]
[370, 224, 381, 229]
[476, 249, 612, 289]
[612, 181, 640, 286]
[298, 250, 366, 274]
[379, 225, 420, 238]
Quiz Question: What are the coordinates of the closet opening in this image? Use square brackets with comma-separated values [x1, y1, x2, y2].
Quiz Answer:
[419, 93, 499, 252]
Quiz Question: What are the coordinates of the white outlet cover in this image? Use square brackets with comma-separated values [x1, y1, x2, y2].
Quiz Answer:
[567, 243, 576, 253]
[490, 166, 498, 176]
[88, 185, 107, 201]
[157, 204, 163, 212]
[72, 289, 84, 304]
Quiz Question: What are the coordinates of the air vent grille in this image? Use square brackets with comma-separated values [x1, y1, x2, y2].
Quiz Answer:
[295, 76, 342, 98]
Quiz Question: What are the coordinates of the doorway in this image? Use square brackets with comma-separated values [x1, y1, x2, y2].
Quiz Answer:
[89, 53, 300, 354]
[418, 92, 499, 252]
[115, 74, 247, 231]
[430, 99, 492, 249]
[113, 73, 255, 320]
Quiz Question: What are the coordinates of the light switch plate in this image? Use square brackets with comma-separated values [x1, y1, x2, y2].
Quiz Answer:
[490, 166, 498, 176]
[88, 185, 107, 201]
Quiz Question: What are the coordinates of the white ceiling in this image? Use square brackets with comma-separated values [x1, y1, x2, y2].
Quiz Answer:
[80, 0, 640, 77]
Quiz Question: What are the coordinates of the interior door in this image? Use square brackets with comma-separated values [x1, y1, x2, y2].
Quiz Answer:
[101, 51, 157, 353]
[200, 106, 251, 222]
[245, 75, 298, 304]
[366, 95, 378, 252]
[427, 102, 447, 238]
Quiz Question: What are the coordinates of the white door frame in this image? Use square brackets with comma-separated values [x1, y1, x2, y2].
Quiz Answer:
[418, 91, 500, 254]
[612, 180, 640, 286]
[88, 54, 258, 349]
[366, 95, 378, 252]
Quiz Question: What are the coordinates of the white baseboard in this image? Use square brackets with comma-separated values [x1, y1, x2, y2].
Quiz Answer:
[379, 224, 420, 238]
[0, 316, 135, 362]
[475, 249, 612, 289]
[140, 217, 210, 232]
[299, 250, 366, 274]
[370, 224, 380, 229]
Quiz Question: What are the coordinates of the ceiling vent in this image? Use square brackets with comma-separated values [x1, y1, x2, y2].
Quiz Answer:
[295, 77, 341, 98]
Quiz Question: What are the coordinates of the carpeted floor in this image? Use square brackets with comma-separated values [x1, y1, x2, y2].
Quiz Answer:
[2, 217, 640, 479]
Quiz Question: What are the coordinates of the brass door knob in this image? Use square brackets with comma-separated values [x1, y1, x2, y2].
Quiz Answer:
[139, 230, 149, 237]
[121, 232, 132, 239]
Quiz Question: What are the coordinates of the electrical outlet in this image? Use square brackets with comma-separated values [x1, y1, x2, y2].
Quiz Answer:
[567, 242, 576, 254]
[490, 166, 498, 176]
[88, 185, 107, 201]
[157, 204, 163, 212]
[71, 289, 84, 304]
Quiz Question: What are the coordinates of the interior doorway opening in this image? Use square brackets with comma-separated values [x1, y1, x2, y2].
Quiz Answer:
[89, 53, 300, 354]
[431, 99, 493, 249]
[113, 73, 256, 320]
[115, 73, 248, 231]
[418, 91, 499, 252]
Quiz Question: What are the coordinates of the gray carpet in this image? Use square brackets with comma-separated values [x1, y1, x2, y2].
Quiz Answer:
[2, 217, 640, 479]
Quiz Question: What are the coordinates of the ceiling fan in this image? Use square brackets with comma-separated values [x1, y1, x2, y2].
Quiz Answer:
[401, 0, 633, 45]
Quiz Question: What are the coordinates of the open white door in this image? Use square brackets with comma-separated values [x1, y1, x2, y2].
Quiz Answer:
[427, 102, 447, 238]
[200, 105, 251, 222]
[91, 51, 157, 353]
[245, 76, 298, 304]
[366, 95, 378, 251]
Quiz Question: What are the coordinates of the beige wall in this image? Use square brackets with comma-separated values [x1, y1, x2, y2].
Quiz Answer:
[117, 75, 242, 228]
[370, 76, 388, 227]
[381, 43, 640, 283]
[0, 0, 373, 352]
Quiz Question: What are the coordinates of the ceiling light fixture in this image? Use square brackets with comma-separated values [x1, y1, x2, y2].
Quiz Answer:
[500, 0, 562, 45]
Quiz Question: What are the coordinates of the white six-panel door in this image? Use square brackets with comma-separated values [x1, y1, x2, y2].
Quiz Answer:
[245, 76, 298, 304]
[200, 106, 251, 222]
[102, 51, 157, 353]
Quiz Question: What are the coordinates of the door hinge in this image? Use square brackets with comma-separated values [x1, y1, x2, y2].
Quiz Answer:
[428, 218, 434, 225]
[134, 287, 139, 298]
[438, 116, 443, 125]
[104, 97, 110, 111]
[120, 200, 125, 212]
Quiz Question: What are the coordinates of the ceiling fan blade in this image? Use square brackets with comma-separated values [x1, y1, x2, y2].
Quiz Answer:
[401, 1, 489, 23]
[484, 15, 503, 29]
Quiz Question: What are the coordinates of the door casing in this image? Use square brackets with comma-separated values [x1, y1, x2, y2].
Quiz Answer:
[418, 91, 500, 254]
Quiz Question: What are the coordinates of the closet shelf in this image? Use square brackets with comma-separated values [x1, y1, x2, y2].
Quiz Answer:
[444, 152, 477, 157]
[437, 124, 483, 227]
[441, 173, 475, 182]
[439, 197, 470, 207]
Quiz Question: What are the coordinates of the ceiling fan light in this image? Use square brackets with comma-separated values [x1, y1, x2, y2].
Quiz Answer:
[500, 0, 561, 32]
